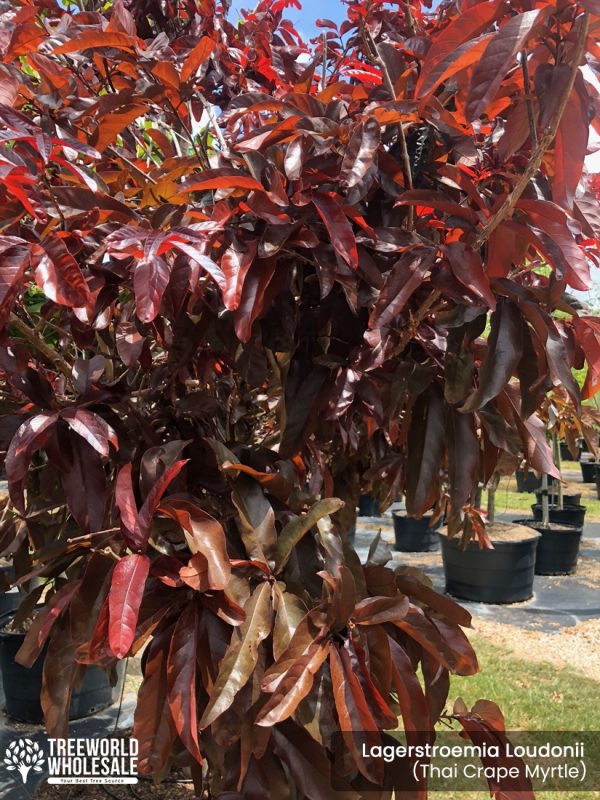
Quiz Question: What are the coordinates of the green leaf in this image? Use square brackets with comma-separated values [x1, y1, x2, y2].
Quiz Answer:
[199, 582, 273, 728]
[274, 498, 344, 573]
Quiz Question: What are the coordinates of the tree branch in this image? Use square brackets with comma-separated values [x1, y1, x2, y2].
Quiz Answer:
[474, 12, 589, 248]
[9, 313, 74, 387]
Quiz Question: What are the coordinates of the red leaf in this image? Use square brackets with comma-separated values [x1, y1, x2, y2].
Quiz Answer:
[0, 237, 33, 328]
[16, 581, 82, 669]
[116, 320, 145, 367]
[36, 238, 91, 308]
[158, 498, 231, 590]
[461, 301, 523, 412]
[446, 242, 496, 310]
[60, 433, 107, 533]
[370, 249, 434, 329]
[339, 117, 381, 189]
[221, 238, 258, 311]
[115, 463, 138, 547]
[61, 408, 118, 457]
[108, 554, 151, 658]
[415, 0, 504, 98]
[179, 553, 211, 592]
[352, 595, 409, 625]
[405, 391, 445, 516]
[232, 256, 277, 342]
[167, 602, 202, 763]
[517, 200, 591, 290]
[135, 460, 188, 548]
[6, 413, 58, 512]
[181, 36, 215, 83]
[329, 642, 383, 784]
[134, 628, 178, 775]
[466, 9, 546, 121]
[52, 32, 136, 55]
[553, 80, 589, 208]
[256, 639, 329, 726]
[312, 193, 358, 269]
[388, 636, 432, 734]
[182, 169, 264, 194]
[134, 255, 171, 323]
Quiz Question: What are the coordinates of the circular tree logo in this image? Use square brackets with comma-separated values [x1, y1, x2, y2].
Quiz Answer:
[4, 739, 45, 783]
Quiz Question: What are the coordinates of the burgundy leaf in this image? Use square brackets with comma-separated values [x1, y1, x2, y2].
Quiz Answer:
[0, 237, 32, 328]
[312, 193, 358, 269]
[61, 408, 118, 457]
[108, 553, 151, 659]
[36, 238, 91, 308]
[466, 9, 546, 121]
[167, 601, 202, 763]
[5, 413, 58, 512]
[134, 255, 171, 323]
[461, 301, 523, 412]
[339, 118, 380, 189]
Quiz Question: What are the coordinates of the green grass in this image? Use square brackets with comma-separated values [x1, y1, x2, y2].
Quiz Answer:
[486, 462, 600, 520]
[451, 636, 600, 730]
[437, 637, 600, 799]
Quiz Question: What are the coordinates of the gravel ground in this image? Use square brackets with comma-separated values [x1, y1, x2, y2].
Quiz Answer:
[468, 617, 600, 681]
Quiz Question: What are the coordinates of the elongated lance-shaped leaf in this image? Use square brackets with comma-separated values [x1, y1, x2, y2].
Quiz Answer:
[274, 498, 344, 573]
[199, 581, 273, 728]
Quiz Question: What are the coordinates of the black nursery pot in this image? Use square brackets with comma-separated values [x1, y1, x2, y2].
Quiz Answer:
[0, 564, 20, 619]
[515, 470, 542, 493]
[580, 460, 597, 483]
[392, 512, 440, 552]
[0, 618, 123, 724]
[358, 495, 380, 517]
[560, 441, 581, 462]
[534, 490, 582, 507]
[439, 530, 540, 604]
[531, 503, 586, 528]
[514, 519, 582, 575]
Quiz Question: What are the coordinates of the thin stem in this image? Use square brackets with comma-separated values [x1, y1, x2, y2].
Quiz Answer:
[475, 12, 589, 248]
[521, 49, 538, 149]
[106, 146, 157, 185]
[552, 433, 563, 510]
[321, 33, 328, 92]
[387, 288, 442, 360]
[363, 27, 414, 229]
[198, 94, 230, 157]
[541, 473, 550, 528]
[66, 527, 120, 544]
[9, 313, 74, 387]
[487, 472, 500, 524]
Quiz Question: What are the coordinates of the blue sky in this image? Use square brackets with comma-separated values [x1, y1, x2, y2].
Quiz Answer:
[289, 0, 347, 38]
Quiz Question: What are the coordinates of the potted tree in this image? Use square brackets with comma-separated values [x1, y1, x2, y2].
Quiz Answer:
[0, 0, 597, 795]
[440, 470, 541, 604]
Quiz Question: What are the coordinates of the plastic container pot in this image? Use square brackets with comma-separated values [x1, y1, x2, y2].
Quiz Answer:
[514, 519, 582, 576]
[392, 513, 440, 552]
[358, 495, 380, 517]
[534, 491, 582, 507]
[580, 459, 597, 483]
[439, 525, 540, 604]
[530, 504, 586, 528]
[0, 615, 123, 724]
[515, 470, 542, 493]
